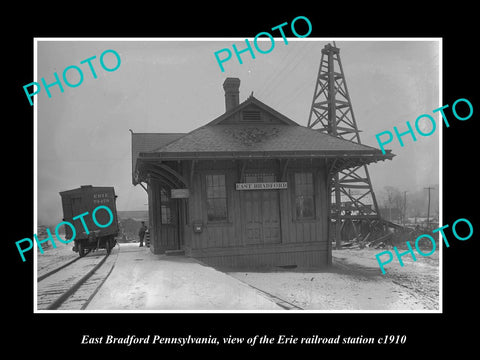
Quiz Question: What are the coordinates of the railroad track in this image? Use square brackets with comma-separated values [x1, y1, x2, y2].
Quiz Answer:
[246, 283, 304, 310]
[37, 245, 119, 310]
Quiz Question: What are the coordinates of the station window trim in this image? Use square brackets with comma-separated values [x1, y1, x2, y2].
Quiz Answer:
[205, 173, 229, 223]
[292, 171, 316, 221]
[160, 188, 172, 225]
[243, 172, 276, 183]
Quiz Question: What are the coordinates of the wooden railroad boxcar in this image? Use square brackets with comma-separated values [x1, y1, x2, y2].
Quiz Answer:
[59, 185, 119, 257]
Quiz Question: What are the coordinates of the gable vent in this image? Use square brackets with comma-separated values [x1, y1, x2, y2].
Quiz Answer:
[242, 110, 262, 122]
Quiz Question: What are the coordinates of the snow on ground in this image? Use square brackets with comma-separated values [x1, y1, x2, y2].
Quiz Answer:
[36, 240, 439, 311]
[36, 241, 78, 278]
[228, 248, 440, 311]
[86, 243, 282, 310]
[335, 247, 439, 309]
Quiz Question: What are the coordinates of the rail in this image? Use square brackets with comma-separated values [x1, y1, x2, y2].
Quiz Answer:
[37, 244, 119, 310]
[45, 253, 109, 310]
[37, 256, 82, 282]
[246, 283, 304, 310]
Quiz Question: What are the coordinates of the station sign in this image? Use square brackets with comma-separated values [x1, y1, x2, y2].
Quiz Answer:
[235, 182, 288, 190]
[171, 189, 190, 198]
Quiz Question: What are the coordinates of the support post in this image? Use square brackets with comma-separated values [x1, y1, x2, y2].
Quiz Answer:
[139, 182, 148, 193]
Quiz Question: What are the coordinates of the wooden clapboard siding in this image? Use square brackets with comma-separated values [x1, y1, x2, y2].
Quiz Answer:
[188, 161, 328, 240]
[189, 161, 235, 250]
[148, 179, 162, 254]
[150, 158, 330, 267]
[194, 247, 328, 269]
[189, 168, 203, 250]
[191, 241, 325, 256]
[278, 162, 328, 247]
[148, 177, 182, 254]
[232, 178, 243, 248]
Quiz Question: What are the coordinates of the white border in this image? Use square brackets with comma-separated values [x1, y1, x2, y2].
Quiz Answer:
[33, 37, 443, 314]
[33, 41, 39, 310]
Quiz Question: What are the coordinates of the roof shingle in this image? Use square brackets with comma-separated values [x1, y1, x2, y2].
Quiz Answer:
[131, 132, 185, 183]
[151, 125, 381, 154]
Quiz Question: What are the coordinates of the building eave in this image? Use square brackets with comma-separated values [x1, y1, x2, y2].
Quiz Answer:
[138, 149, 394, 161]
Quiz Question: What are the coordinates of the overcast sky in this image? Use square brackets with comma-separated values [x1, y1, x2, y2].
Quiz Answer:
[36, 39, 440, 225]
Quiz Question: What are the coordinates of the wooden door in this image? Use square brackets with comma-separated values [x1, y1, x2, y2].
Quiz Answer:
[245, 191, 262, 244]
[160, 189, 180, 250]
[243, 190, 281, 245]
[262, 190, 281, 244]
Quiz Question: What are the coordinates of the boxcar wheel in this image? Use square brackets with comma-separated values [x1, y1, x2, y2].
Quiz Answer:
[106, 238, 111, 254]
[78, 242, 86, 257]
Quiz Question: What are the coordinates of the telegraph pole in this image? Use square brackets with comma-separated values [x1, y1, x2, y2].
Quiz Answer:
[424, 186, 434, 230]
[403, 191, 407, 226]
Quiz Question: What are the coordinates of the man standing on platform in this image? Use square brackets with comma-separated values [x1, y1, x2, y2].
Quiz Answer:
[138, 221, 147, 247]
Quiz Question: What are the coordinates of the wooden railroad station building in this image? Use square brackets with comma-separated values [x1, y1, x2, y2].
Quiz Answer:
[131, 78, 393, 269]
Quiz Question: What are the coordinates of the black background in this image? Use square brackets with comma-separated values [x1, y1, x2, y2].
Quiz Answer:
[6, 4, 478, 356]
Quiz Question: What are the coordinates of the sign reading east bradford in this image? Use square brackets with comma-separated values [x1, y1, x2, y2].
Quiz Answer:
[236, 182, 288, 190]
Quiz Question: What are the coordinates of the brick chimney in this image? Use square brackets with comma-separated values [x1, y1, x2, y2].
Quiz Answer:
[223, 77, 241, 112]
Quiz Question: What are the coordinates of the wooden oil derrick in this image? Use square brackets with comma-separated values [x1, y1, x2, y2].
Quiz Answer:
[307, 43, 384, 248]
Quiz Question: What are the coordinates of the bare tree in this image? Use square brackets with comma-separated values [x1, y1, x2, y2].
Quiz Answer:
[383, 186, 403, 221]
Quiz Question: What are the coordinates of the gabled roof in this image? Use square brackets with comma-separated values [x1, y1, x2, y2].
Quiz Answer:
[133, 95, 393, 182]
[148, 124, 383, 156]
[131, 132, 185, 184]
[139, 96, 390, 158]
[205, 95, 298, 126]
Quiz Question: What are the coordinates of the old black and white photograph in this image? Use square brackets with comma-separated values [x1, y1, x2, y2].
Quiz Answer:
[7, 8, 478, 355]
[33, 39, 441, 312]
